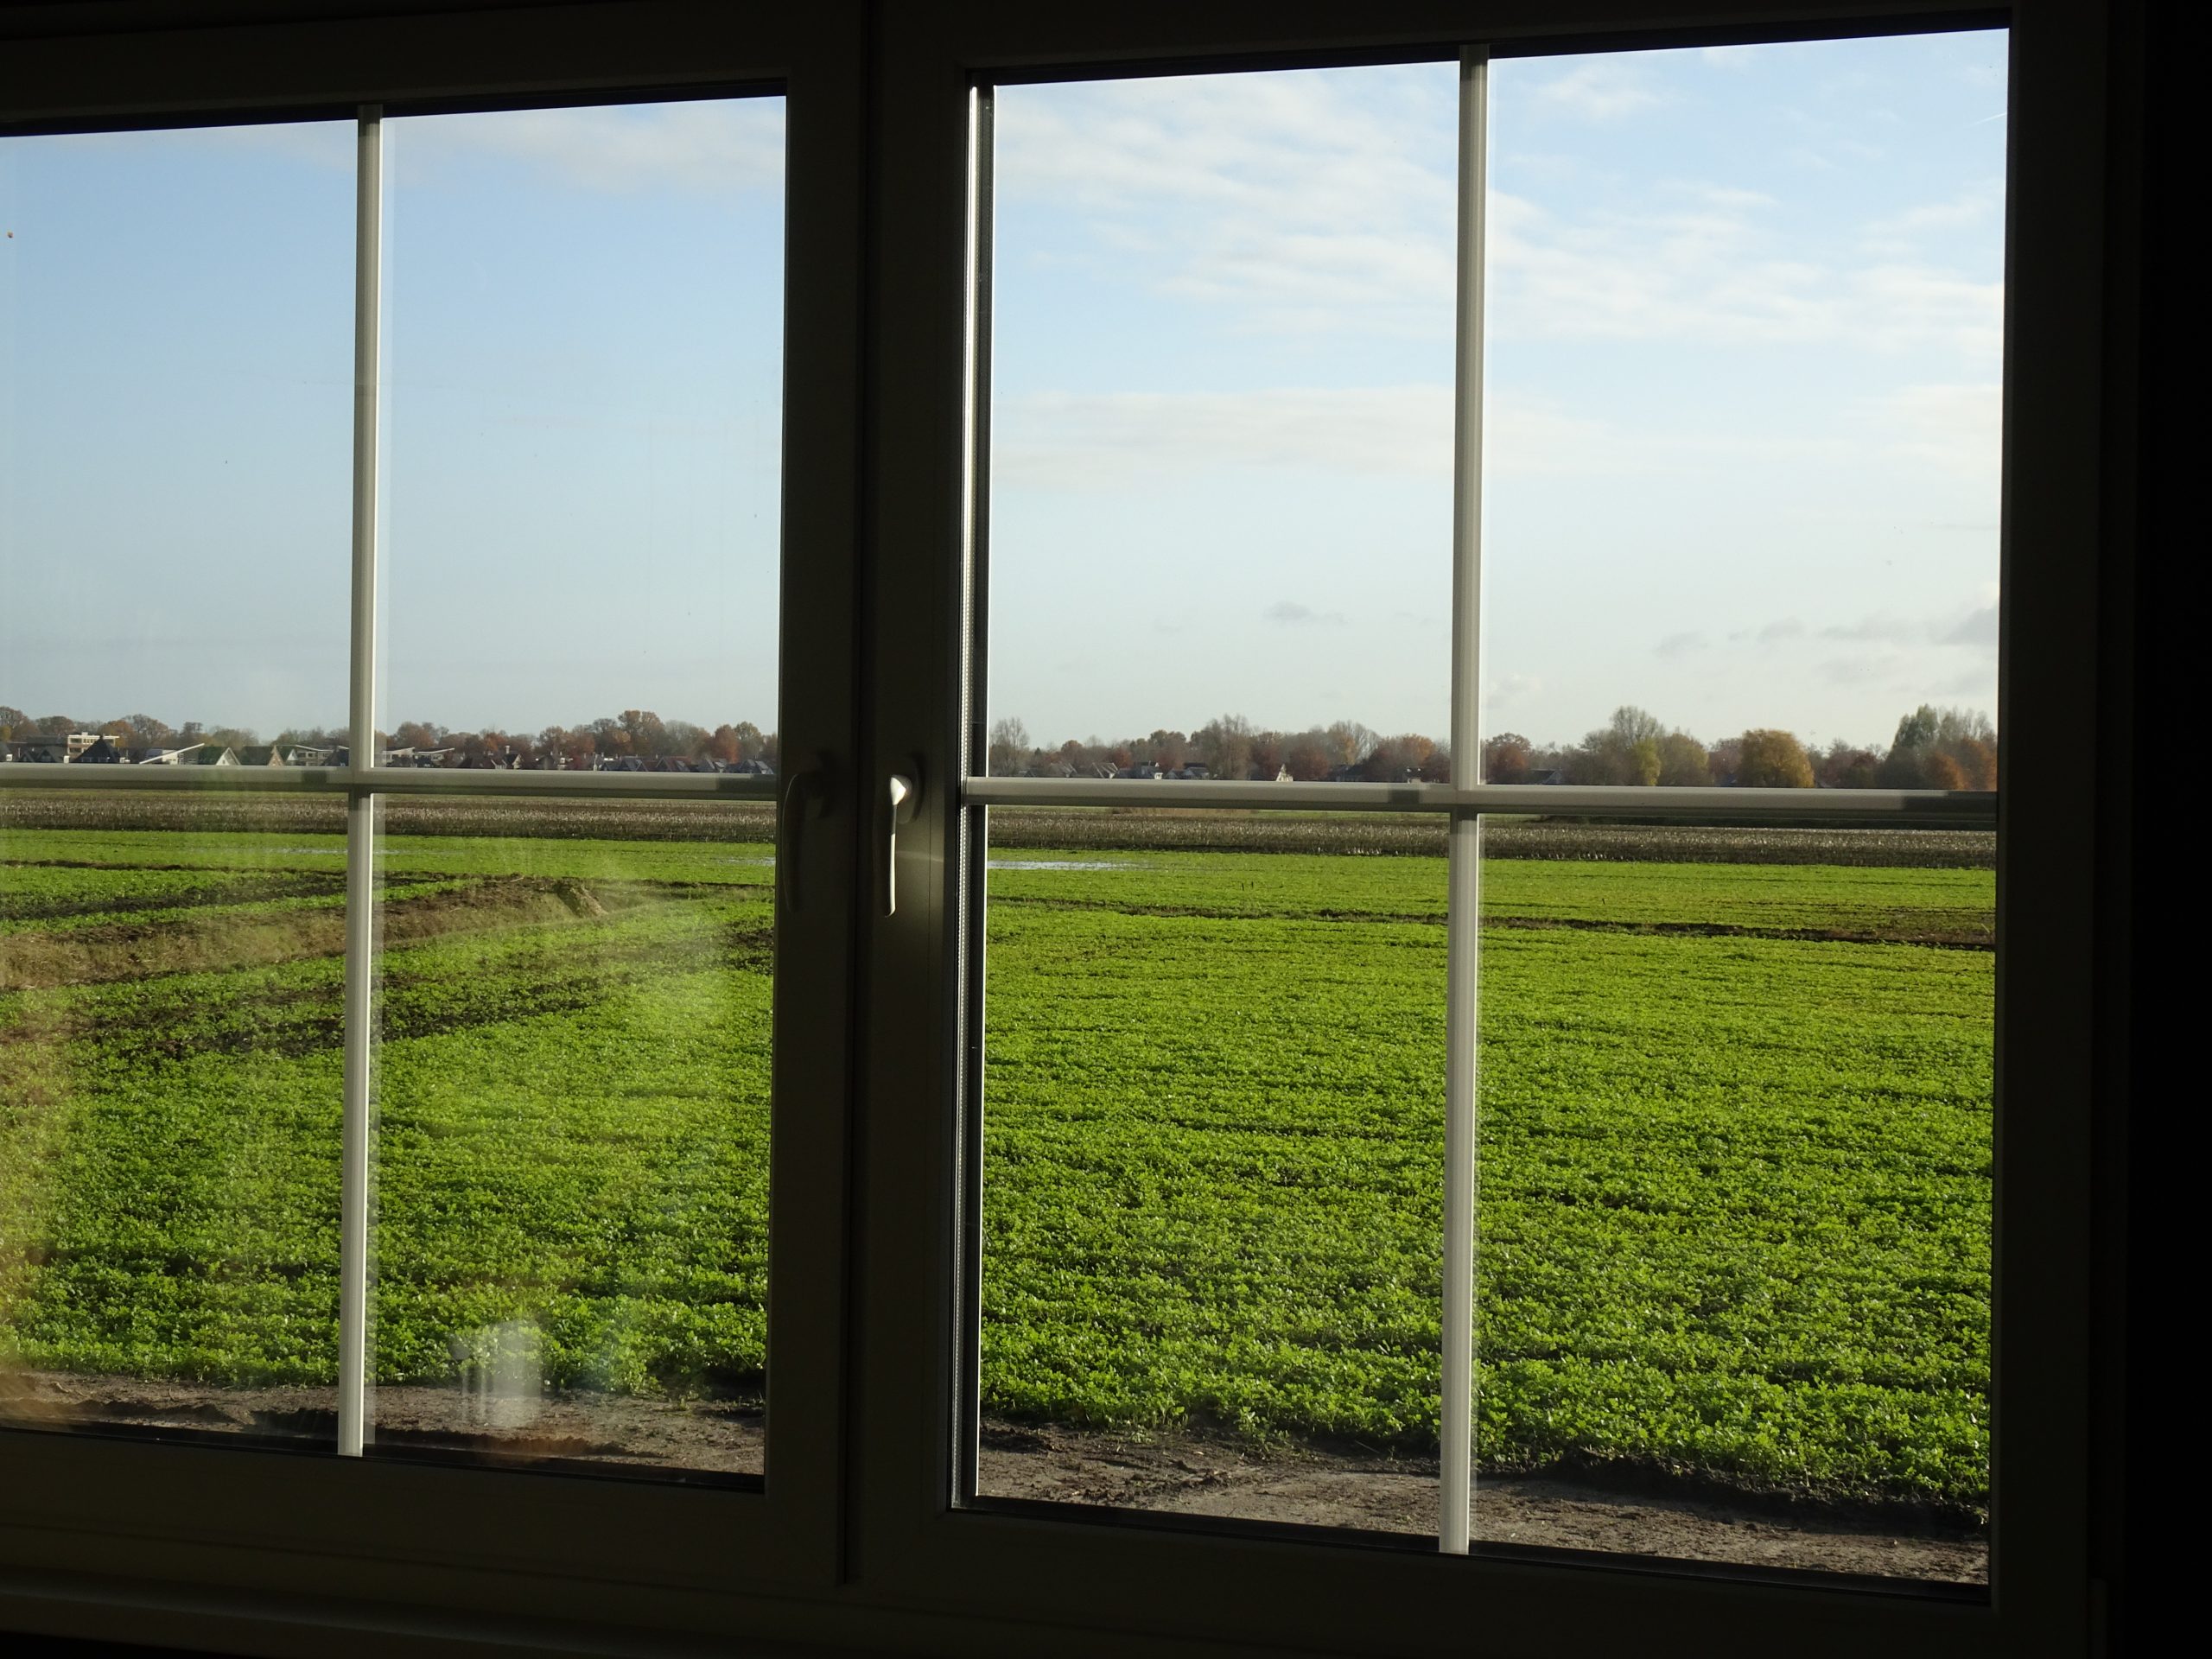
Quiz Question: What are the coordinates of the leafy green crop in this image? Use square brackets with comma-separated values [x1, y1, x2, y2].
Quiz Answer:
[0, 802, 1991, 1515]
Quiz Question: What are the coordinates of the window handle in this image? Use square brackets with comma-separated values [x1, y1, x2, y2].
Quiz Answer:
[884, 769, 918, 916]
[779, 756, 835, 912]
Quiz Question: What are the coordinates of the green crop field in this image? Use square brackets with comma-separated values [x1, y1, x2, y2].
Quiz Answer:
[0, 797, 1992, 1517]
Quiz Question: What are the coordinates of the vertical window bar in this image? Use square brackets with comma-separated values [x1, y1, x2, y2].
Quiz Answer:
[1441, 47, 1488, 1556]
[953, 81, 997, 1503]
[337, 105, 383, 1459]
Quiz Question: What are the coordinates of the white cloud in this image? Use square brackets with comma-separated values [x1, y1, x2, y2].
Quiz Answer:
[410, 100, 785, 195]
[1862, 382, 2005, 479]
[1486, 187, 2004, 361]
[995, 385, 1453, 490]
[993, 385, 1682, 490]
[995, 70, 1455, 337]
[1535, 63, 1669, 122]
[1267, 601, 1347, 626]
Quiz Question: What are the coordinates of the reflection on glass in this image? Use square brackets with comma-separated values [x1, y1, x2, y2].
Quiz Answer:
[1481, 30, 2006, 769]
[986, 67, 1455, 775]
[1, 121, 351, 747]
[1475, 822, 1993, 1582]
[378, 99, 785, 770]
[976, 809, 1446, 1534]
[366, 796, 773, 1479]
[1, 791, 346, 1446]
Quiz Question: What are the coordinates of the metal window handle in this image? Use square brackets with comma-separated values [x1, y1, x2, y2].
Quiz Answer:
[884, 771, 918, 916]
[778, 757, 836, 912]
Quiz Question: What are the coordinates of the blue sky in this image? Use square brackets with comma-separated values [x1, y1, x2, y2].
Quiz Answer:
[1, 99, 784, 741]
[989, 29, 2005, 752]
[3, 29, 2004, 753]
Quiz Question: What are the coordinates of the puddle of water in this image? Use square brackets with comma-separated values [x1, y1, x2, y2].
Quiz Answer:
[987, 859, 1141, 873]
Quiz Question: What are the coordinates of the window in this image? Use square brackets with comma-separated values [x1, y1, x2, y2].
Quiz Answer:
[958, 30, 2000, 1581]
[3, 3, 2124, 1655]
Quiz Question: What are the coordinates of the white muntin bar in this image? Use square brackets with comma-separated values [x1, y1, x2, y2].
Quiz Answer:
[1440, 44, 1488, 1559]
[338, 105, 383, 1460]
[957, 775, 1997, 823]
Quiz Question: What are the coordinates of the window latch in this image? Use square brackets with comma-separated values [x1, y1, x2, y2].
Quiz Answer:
[884, 769, 918, 916]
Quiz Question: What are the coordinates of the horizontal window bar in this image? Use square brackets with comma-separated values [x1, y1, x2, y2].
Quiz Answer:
[963, 776, 1997, 823]
[0, 763, 776, 802]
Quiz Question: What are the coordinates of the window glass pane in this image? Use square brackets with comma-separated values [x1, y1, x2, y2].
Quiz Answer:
[2, 791, 344, 1447]
[365, 98, 785, 1479]
[1480, 32, 2005, 786]
[985, 66, 1456, 781]
[366, 796, 773, 1478]
[1476, 820, 1992, 1581]
[378, 98, 784, 771]
[1, 121, 352, 764]
[975, 808, 1445, 1532]
[1471, 30, 2003, 1582]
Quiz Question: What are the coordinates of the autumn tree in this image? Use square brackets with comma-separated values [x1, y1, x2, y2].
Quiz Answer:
[1735, 728, 1815, 788]
[1364, 732, 1438, 782]
[1656, 731, 1710, 786]
[1482, 733, 1533, 784]
[1568, 707, 1665, 785]
[1284, 734, 1333, 780]
[1194, 714, 1255, 781]
[1816, 741, 1880, 789]
[988, 715, 1032, 777]
[1325, 720, 1377, 768]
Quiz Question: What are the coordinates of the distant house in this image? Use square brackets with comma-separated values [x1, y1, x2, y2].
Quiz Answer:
[1271, 764, 1294, 783]
[135, 742, 209, 766]
[232, 745, 287, 767]
[1524, 768, 1566, 785]
[728, 757, 776, 777]
[72, 735, 125, 763]
[2, 739, 62, 763]
[188, 745, 242, 766]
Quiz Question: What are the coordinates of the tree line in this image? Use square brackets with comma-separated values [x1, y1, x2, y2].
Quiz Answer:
[0, 706, 779, 771]
[988, 703, 1999, 790]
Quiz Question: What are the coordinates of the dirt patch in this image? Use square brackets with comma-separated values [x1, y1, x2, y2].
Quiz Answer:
[0, 877, 621, 993]
[975, 1421, 1986, 1584]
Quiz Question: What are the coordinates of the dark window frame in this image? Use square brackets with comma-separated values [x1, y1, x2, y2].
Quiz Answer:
[0, 2, 2123, 1653]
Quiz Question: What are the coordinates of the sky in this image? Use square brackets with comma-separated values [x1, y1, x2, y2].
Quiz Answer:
[0, 99, 785, 741]
[988, 29, 2006, 753]
[2, 29, 2005, 753]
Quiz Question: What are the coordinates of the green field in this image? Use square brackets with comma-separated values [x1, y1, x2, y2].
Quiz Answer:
[0, 799, 1991, 1516]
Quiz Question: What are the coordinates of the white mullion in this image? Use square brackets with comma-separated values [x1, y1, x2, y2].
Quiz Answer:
[338, 105, 383, 1459]
[1440, 45, 1488, 1558]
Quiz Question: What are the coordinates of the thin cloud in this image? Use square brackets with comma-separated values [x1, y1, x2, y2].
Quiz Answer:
[1655, 630, 1708, 658]
[1267, 601, 1347, 626]
[1863, 381, 2005, 477]
[1535, 62, 1669, 122]
[413, 99, 785, 195]
[995, 385, 1453, 490]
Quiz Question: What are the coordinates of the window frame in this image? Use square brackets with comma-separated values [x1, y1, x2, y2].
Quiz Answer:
[0, 0, 868, 1627]
[856, 1, 2097, 1655]
[0, 0, 2117, 1653]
